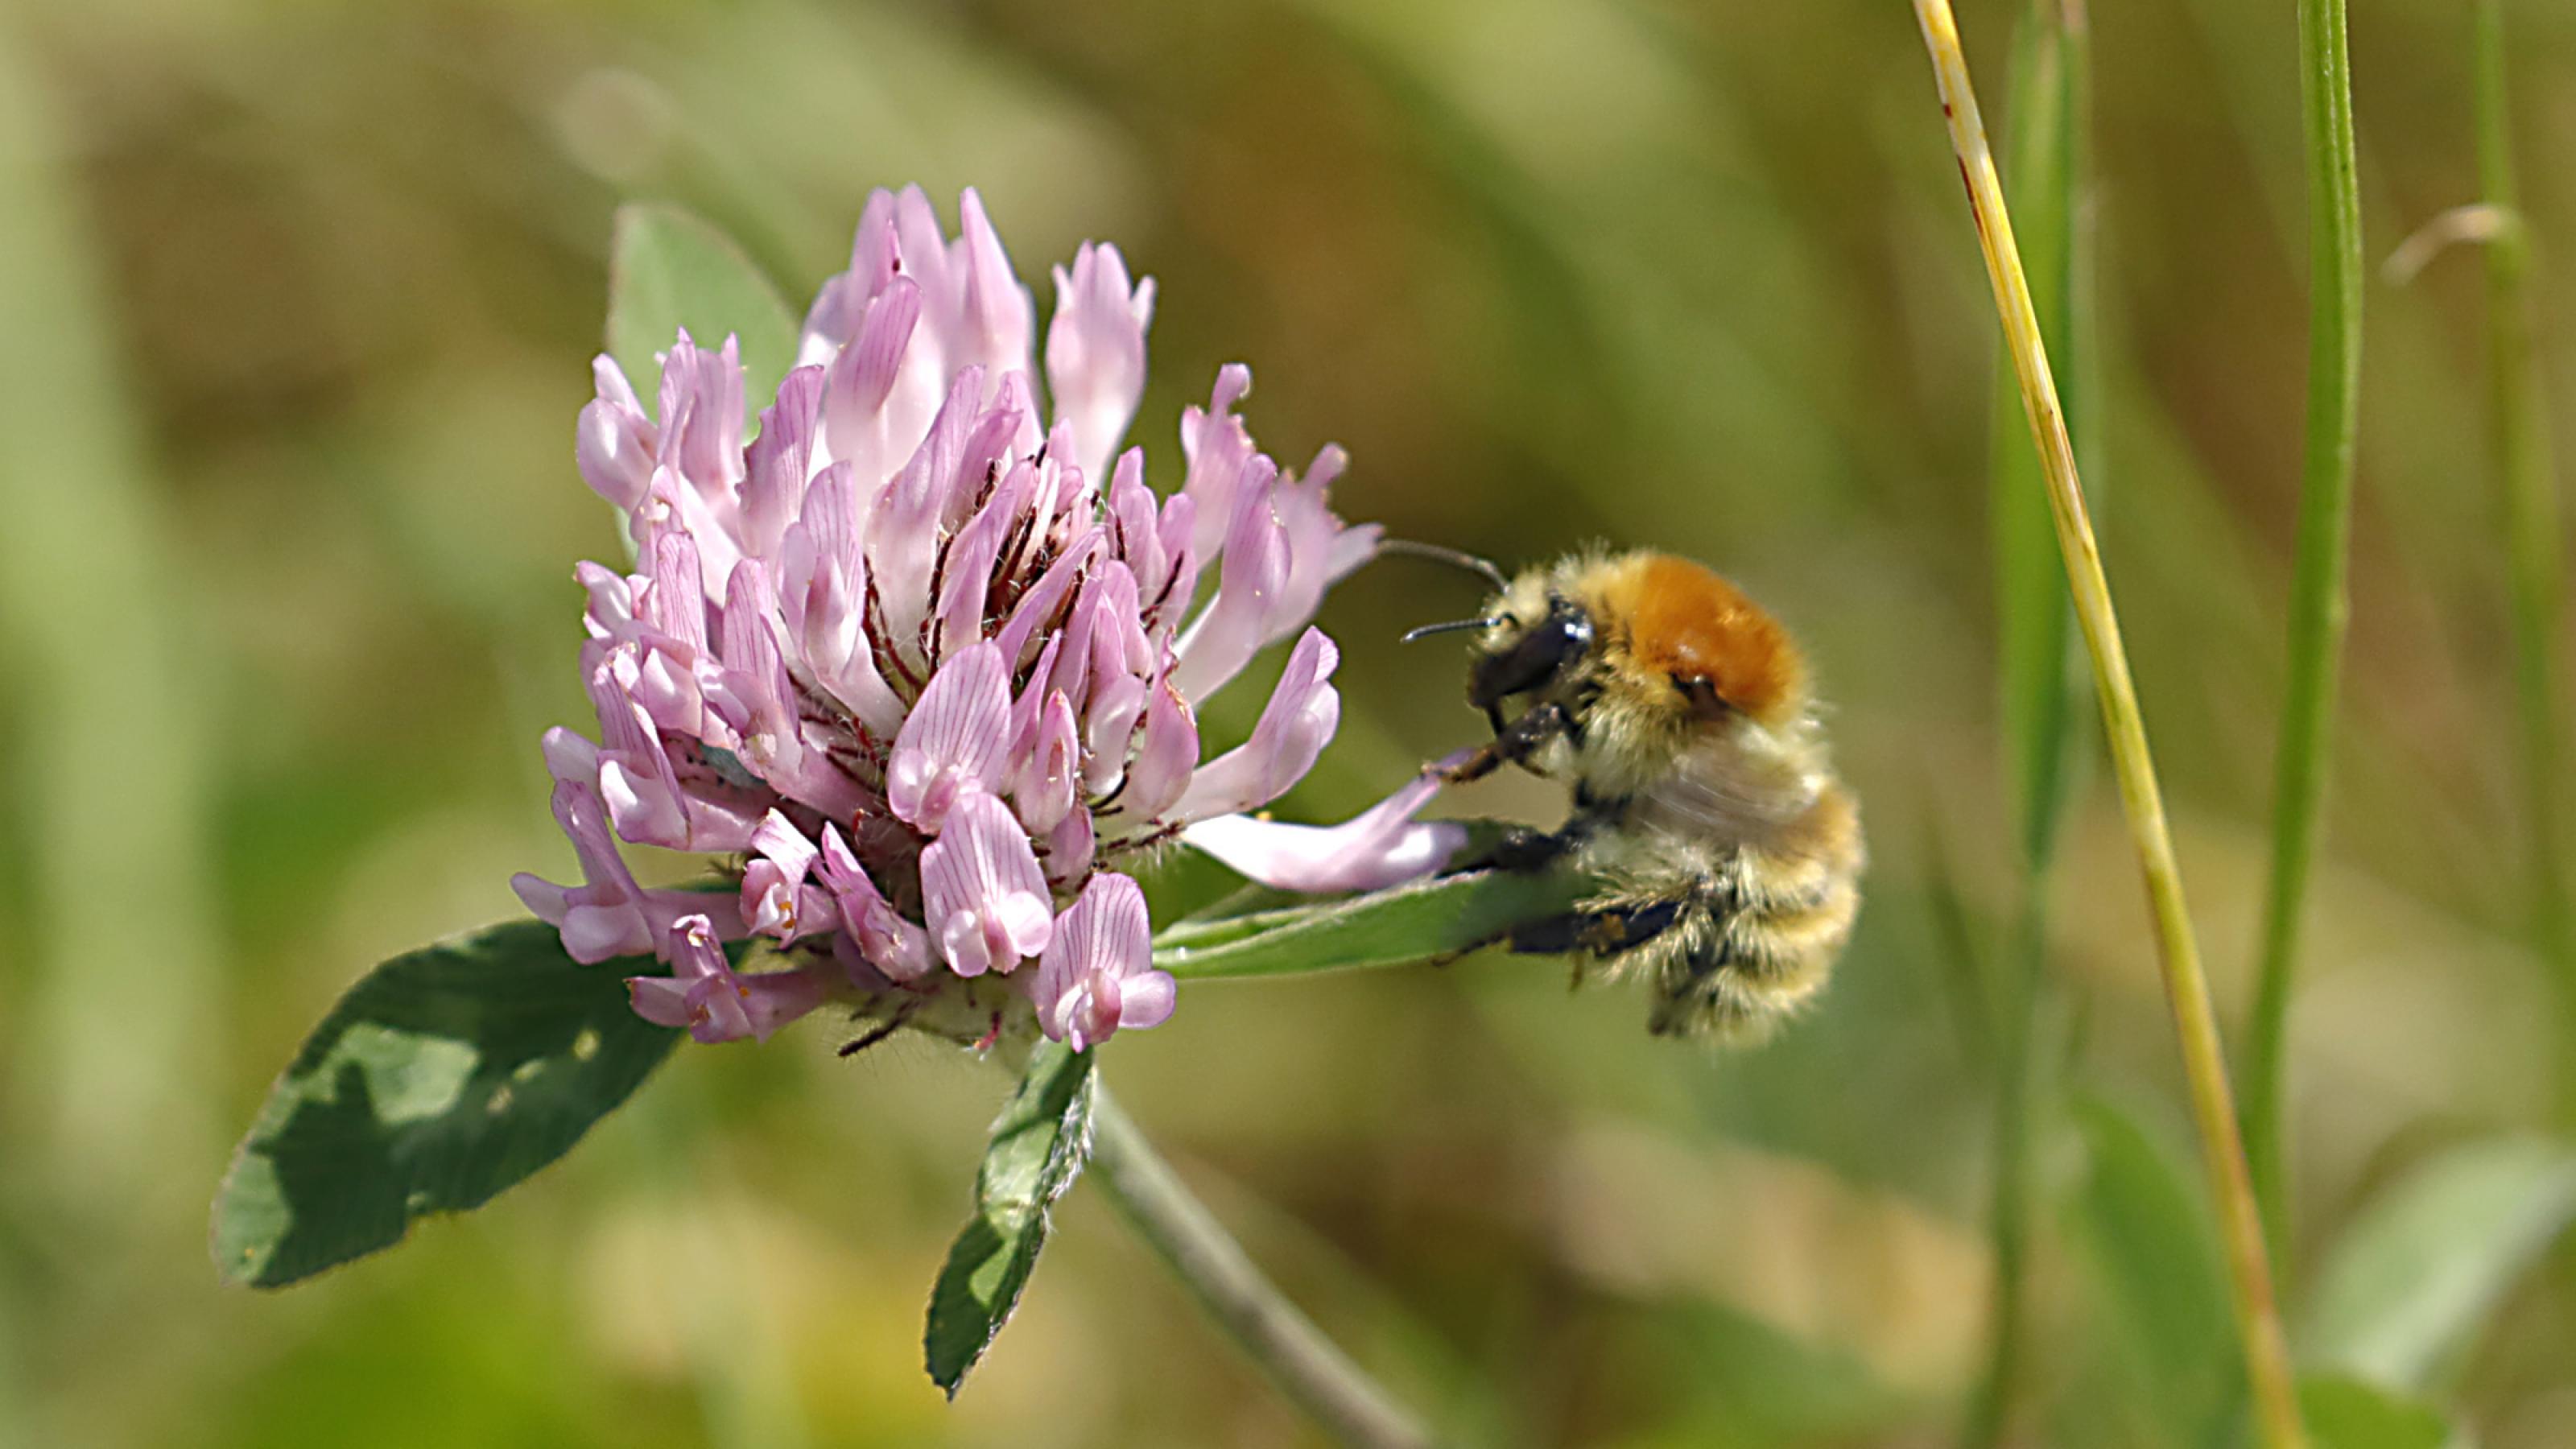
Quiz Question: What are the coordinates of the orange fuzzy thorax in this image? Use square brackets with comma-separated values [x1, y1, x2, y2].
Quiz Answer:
[1598, 553, 1807, 729]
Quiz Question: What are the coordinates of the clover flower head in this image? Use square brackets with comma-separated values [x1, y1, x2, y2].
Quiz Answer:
[514, 186, 1465, 1050]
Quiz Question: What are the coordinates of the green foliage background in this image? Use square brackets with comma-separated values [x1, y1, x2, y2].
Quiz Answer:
[0, 0, 2572, 1443]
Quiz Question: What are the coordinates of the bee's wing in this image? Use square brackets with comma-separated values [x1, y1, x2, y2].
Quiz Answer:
[1632, 745, 1862, 910]
[1630, 739, 1810, 844]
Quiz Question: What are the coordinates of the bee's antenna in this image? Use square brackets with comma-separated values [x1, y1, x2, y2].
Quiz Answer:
[1377, 538, 1509, 591]
[1402, 617, 1501, 644]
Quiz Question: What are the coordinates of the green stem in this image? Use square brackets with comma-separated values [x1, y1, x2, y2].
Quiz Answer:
[2474, 0, 2576, 1123]
[1910, 4, 2308, 1444]
[2243, 0, 2364, 1286]
[1963, 894, 2054, 1449]
[1089, 1090, 1434, 1449]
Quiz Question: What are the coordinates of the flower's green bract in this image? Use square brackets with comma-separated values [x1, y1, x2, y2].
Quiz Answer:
[211, 920, 699, 1288]
[1153, 863, 1593, 980]
[925, 1038, 1098, 1395]
[605, 200, 799, 414]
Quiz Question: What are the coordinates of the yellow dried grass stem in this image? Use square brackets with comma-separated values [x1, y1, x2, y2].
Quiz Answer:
[1905, 4, 2307, 1447]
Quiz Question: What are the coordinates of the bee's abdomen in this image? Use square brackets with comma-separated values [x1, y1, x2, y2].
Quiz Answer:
[1636, 873, 1854, 1041]
[1629, 786, 1864, 1042]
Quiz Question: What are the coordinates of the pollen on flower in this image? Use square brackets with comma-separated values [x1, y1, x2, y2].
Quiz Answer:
[514, 184, 1470, 1053]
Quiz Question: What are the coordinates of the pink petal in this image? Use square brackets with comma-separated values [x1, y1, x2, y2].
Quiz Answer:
[645, 531, 710, 655]
[955, 188, 1035, 390]
[1014, 691, 1082, 836]
[868, 365, 984, 649]
[574, 562, 637, 642]
[820, 273, 924, 488]
[1169, 456, 1289, 703]
[1080, 563, 1154, 696]
[742, 808, 830, 941]
[1181, 753, 1469, 894]
[887, 641, 1015, 832]
[1022, 415, 1088, 542]
[848, 188, 901, 296]
[515, 817, 647, 964]
[576, 356, 657, 512]
[1268, 445, 1374, 648]
[1082, 671, 1148, 795]
[741, 365, 824, 560]
[708, 562, 866, 822]
[627, 914, 826, 1045]
[816, 823, 931, 981]
[1104, 449, 1167, 602]
[1035, 872, 1149, 1001]
[749, 809, 817, 879]
[525, 747, 753, 967]
[588, 651, 691, 848]
[1034, 873, 1170, 1050]
[1048, 561, 1148, 724]
[1040, 803, 1096, 887]
[919, 787, 1051, 976]
[539, 770, 643, 894]
[585, 639, 764, 853]
[1177, 364, 1257, 564]
[1064, 979, 1121, 1053]
[539, 724, 601, 786]
[778, 462, 904, 737]
[993, 526, 1104, 667]
[639, 914, 749, 1041]
[1169, 628, 1340, 823]
[1117, 969, 1178, 1031]
[734, 969, 830, 1042]
[931, 457, 1033, 661]
[632, 460, 745, 601]
[1148, 490, 1203, 637]
[625, 975, 696, 1030]
[1120, 676, 1198, 822]
[656, 331, 748, 508]
[1045, 242, 1154, 485]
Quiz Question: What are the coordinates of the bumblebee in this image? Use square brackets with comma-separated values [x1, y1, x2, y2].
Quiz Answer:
[1417, 548, 1863, 1042]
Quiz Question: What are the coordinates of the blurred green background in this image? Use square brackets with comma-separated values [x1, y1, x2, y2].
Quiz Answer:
[3, 0, 2574, 1444]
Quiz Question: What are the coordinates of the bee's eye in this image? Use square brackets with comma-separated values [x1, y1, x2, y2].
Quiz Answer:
[1673, 674, 1730, 720]
[1469, 599, 1594, 708]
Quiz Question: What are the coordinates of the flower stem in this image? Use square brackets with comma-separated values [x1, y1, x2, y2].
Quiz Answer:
[1088, 1088, 1434, 1449]
[2474, 0, 2576, 1123]
[1906, 5, 2308, 1447]
[2244, 0, 2366, 1288]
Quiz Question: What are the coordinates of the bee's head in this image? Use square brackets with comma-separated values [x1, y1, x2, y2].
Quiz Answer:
[1465, 587, 1595, 713]
[1410, 551, 1809, 736]
[1397, 555, 1595, 717]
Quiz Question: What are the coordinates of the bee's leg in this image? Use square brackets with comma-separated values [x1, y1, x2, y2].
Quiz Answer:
[1503, 898, 1686, 958]
[1470, 825, 1580, 873]
[1438, 701, 1575, 785]
[1457, 790, 1621, 873]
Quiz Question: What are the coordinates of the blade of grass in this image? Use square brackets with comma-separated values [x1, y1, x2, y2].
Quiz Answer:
[1918, 813, 1999, 1073]
[1990, 6, 2091, 879]
[1966, 5, 2093, 1444]
[2473, 0, 2576, 1122]
[2244, 0, 2366, 1286]
[1905, 6, 2307, 1447]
